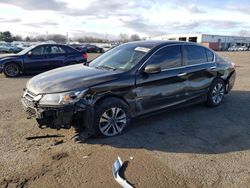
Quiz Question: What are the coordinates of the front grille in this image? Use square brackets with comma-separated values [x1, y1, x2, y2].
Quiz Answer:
[22, 97, 34, 108]
[24, 90, 36, 102]
[22, 90, 38, 108]
[22, 90, 38, 117]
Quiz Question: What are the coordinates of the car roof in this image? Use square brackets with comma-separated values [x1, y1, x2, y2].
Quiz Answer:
[125, 40, 199, 48]
[33, 43, 68, 47]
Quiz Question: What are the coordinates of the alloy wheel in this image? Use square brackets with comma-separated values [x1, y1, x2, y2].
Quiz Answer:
[5, 64, 19, 77]
[212, 83, 225, 104]
[99, 107, 127, 136]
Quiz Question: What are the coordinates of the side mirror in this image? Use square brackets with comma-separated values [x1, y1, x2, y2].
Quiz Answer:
[144, 64, 161, 74]
[27, 51, 32, 56]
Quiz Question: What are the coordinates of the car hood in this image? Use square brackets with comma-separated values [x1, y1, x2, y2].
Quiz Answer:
[27, 64, 118, 94]
[0, 54, 21, 61]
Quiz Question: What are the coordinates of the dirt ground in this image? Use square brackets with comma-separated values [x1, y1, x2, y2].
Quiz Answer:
[0, 52, 250, 188]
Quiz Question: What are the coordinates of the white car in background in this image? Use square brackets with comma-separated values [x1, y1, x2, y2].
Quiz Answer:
[238, 46, 248, 51]
[102, 45, 112, 52]
[228, 46, 238, 51]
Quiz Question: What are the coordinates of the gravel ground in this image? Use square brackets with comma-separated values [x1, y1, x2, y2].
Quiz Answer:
[0, 52, 250, 188]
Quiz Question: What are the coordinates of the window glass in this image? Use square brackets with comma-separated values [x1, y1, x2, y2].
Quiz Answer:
[89, 44, 149, 71]
[65, 46, 77, 53]
[205, 49, 214, 62]
[43, 46, 52, 55]
[184, 45, 208, 65]
[50, 46, 65, 54]
[147, 45, 182, 69]
[31, 46, 45, 55]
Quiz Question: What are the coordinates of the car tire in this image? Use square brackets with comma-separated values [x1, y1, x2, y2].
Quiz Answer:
[3, 63, 20, 77]
[206, 78, 225, 107]
[92, 97, 131, 137]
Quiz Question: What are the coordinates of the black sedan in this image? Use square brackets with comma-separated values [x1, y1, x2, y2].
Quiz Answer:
[85, 44, 104, 53]
[0, 44, 87, 77]
[21, 41, 235, 137]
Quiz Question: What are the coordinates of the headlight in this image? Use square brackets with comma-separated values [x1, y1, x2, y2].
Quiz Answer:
[39, 90, 86, 106]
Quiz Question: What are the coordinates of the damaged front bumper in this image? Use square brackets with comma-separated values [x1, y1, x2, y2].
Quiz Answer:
[21, 96, 90, 130]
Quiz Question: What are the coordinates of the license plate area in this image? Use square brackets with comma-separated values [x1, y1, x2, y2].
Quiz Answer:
[26, 107, 37, 118]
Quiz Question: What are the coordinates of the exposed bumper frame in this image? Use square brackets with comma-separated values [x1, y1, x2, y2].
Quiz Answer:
[112, 157, 134, 188]
[21, 97, 89, 130]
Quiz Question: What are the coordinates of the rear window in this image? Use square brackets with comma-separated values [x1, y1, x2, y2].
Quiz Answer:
[205, 49, 214, 62]
[215, 54, 228, 64]
[50, 46, 65, 54]
[64, 46, 77, 54]
[184, 45, 207, 65]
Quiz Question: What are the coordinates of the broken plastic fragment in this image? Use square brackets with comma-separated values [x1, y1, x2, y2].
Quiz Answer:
[112, 156, 134, 188]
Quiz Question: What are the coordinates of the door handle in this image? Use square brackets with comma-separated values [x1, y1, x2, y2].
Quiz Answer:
[177, 72, 187, 77]
[209, 66, 217, 70]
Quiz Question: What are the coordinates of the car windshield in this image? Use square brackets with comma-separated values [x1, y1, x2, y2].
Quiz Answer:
[89, 43, 151, 71]
[17, 45, 36, 55]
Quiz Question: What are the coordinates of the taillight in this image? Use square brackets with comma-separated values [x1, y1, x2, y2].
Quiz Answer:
[83, 53, 88, 59]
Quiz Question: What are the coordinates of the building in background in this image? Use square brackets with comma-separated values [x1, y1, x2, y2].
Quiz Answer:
[150, 33, 250, 51]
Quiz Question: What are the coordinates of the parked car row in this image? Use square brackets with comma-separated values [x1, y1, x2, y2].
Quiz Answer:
[70, 44, 104, 53]
[70, 43, 118, 53]
[0, 44, 23, 53]
[0, 44, 87, 77]
[228, 46, 250, 51]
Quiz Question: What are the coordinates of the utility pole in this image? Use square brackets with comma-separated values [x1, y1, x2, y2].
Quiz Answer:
[66, 32, 69, 44]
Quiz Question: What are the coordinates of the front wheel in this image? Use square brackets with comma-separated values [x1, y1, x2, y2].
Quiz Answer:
[206, 79, 225, 107]
[92, 98, 131, 137]
[4, 63, 20, 77]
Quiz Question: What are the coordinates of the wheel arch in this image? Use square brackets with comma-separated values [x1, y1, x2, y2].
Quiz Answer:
[214, 71, 235, 94]
[94, 94, 130, 108]
[4, 61, 23, 71]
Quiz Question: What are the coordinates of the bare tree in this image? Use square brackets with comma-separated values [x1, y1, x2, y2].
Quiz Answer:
[25, 36, 31, 42]
[130, 34, 141, 41]
[238, 30, 247, 37]
[75, 36, 105, 43]
[47, 34, 67, 43]
[119, 33, 129, 42]
[13, 35, 23, 41]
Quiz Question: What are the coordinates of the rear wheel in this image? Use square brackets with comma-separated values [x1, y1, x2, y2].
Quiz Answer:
[206, 78, 225, 107]
[92, 98, 131, 137]
[4, 63, 20, 77]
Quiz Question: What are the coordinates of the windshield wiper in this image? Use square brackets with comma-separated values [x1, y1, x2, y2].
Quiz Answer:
[95, 65, 117, 71]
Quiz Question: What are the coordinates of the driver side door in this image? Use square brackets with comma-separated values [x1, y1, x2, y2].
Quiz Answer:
[135, 45, 188, 115]
[23, 45, 51, 73]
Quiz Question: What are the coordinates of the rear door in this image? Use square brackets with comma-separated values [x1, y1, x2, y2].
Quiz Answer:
[63, 46, 84, 65]
[183, 45, 217, 100]
[135, 45, 188, 114]
[45, 45, 67, 69]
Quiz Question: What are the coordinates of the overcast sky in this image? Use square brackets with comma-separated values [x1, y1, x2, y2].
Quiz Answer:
[0, 0, 249, 39]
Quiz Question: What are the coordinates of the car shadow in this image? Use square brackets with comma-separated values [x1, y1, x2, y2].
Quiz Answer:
[85, 90, 250, 154]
